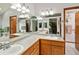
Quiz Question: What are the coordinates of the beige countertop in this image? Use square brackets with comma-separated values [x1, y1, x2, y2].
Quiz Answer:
[0, 33, 64, 55]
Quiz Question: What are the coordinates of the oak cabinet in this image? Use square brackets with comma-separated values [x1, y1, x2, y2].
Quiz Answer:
[40, 39, 52, 55]
[22, 40, 39, 55]
[51, 40, 65, 55]
[52, 46, 64, 55]
[40, 39, 65, 55]
[22, 39, 65, 55]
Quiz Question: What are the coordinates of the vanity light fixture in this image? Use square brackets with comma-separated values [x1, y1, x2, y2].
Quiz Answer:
[49, 9, 54, 15]
[45, 9, 49, 16]
[41, 9, 54, 16]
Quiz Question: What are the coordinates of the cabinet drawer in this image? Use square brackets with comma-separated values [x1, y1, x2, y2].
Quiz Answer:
[52, 41, 65, 47]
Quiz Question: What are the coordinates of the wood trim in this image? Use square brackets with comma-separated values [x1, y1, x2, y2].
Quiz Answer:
[39, 39, 41, 55]
[64, 6, 79, 10]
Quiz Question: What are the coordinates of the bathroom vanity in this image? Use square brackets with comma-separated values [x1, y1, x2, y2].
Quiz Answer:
[22, 36, 65, 55]
[0, 33, 65, 55]
[22, 39, 65, 55]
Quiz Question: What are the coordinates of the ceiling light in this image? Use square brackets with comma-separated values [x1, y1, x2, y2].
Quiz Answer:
[49, 9, 54, 15]
[15, 3, 21, 8]
[41, 11, 45, 16]
[17, 8, 21, 11]
[22, 6, 26, 10]
[11, 5, 16, 9]
[22, 10, 26, 13]
[25, 9, 30, 13]
[45, 10, 49, 16]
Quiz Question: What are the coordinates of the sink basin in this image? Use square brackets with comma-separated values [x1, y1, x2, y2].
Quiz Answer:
[0, 44, 24, 55]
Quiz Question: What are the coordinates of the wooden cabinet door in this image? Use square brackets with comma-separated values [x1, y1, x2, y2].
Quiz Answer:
[10, 16, 17, 34]
[75, 12, 79, 51]
[51, 41, 65, 55]
[41, 45, 52, 55]
[40, 39, 52, 55]
[52, 46, 64, 55]
[22, 45, 34, 55]
[22, 40, 39, 55]
[31, 40, 39, 55]
[31, 48, 39, 55]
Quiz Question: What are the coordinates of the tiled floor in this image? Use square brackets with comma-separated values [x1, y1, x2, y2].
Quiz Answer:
[65, 42, 79, 55]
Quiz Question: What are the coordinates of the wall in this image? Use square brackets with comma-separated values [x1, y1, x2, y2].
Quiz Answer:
[0, 15, 3, 28]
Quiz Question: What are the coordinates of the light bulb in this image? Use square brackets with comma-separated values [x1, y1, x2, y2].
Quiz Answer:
[11, 5, 16, 9]
[22, 10, 26, 13]
[17, 8, 21, 11]
[45, 11, 49, 16]
[25, 9, 30, 13]
[49, 9, 54, 15]
[22, 6, 26, 10]
[41, 12, 45, 16]
[16, 3, 21, 8]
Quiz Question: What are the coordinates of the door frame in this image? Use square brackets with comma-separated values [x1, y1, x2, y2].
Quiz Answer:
[64, 6, 79, 41]
[10, 15, 17, 34]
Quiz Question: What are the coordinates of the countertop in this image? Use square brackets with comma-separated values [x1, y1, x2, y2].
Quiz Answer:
[0, 33, 64, 55]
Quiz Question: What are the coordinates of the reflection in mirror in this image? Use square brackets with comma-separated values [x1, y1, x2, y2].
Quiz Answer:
[18, 18, 26, 33]
[49, 17, 61, 36]
[44, 22, 47, 28]
[39, 22, 42, 28]
[31, 20, 38, 32]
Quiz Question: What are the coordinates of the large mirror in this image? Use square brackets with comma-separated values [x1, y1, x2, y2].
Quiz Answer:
[0, 3, 62, 39]
[18, 18, 26, 33]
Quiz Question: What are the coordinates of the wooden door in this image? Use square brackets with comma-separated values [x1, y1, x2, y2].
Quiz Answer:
[10, 16, 17, 34]
[75, 12, 79, 51]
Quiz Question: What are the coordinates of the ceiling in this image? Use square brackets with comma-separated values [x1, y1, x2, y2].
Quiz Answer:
[0, 3, 11, 15]
[0, 3, 79, 16]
